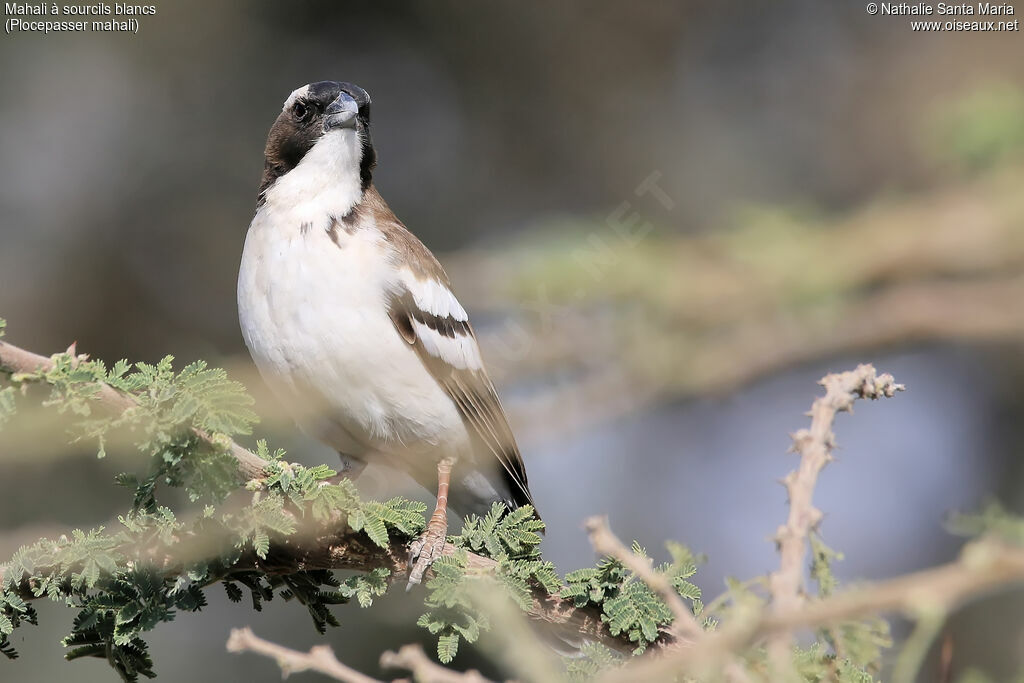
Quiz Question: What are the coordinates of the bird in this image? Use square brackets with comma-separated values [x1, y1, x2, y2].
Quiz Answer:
[237, 81, 538, 586]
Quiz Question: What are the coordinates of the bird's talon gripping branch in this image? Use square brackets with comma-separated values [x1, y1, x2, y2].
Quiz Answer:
[407, 457, 454, 589]
[406, 519, 448, 589]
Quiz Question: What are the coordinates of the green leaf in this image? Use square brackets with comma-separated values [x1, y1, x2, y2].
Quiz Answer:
[340, 569, 390, 609]
[223, 582, 243, 603]
[566, 643, 623, 681]
[252, 531, 270, 559]
[450, 502, 544, 561]
[437, 633, 460, 664]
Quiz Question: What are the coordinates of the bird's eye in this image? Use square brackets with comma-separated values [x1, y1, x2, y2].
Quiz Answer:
[292, 101, 309, 121]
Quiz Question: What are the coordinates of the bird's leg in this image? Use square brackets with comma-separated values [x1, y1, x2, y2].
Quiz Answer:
[407, 456, 455, 588]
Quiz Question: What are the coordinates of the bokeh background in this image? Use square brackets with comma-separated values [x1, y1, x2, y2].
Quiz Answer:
[2, 1, 1024, 680]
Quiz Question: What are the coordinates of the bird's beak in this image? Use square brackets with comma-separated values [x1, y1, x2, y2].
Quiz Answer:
[324, 92, 359, 131]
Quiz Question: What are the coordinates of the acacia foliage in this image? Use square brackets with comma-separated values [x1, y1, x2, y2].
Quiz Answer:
[4, 317, 980, 682]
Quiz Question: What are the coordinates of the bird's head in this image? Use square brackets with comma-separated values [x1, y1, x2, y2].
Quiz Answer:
[258, 81, 376, 199]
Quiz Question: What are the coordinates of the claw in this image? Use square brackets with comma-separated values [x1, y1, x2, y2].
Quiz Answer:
[407, 457, 455, 590]
[406, 519, 447, 590]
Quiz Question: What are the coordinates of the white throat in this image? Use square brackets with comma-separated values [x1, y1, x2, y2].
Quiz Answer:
[259, 129, 364, 229]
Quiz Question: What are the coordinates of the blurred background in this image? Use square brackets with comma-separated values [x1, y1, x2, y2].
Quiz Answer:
[2, 0, 1024, 680]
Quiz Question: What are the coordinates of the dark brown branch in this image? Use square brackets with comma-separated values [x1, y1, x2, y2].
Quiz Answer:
[0, 337, 645, 655]
[260, 524, 641, 655]
[0, 508, 638, 655]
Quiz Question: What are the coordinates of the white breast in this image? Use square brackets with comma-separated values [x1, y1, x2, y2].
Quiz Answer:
[237, 209, 469, 467]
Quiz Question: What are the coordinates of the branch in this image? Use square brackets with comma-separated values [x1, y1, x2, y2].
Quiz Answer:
[599, 540, 1024, 683]
[769, 364, 904, 614]
[598, 365, 913, 682]
[762, 540, 1024, 636]
[257, 523, 642, 655]
[227, 627, 383, 683]
[0, 337, 646, 656]
[227, 630, 497, 683]
[0, 493, 640, 656]
[0, 339, 269, 480]
[380, 644, 494, 683]
[584, 516, 762, 680]
[584, 515, 702, 641]
[766, 364, 903, 674]
[5, 342, 1024, 681]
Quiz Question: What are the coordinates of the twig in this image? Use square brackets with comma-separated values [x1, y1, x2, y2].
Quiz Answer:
[766, 364, 903, 674]
[584, 518, 757, 682]
[583, 515, 702, 641]
[464, 581, 567, 683]
[380, 644, 494, 683]
[0, 337, 653, 656]
[0, 339, 269, 480]
[5, 344, 1024, 680]
[227, 627, 382, 683]
[598, 539, 1024, 683]
[599, 365, 906, 682]
[1, 505, 640, 655]
[762, 540, 1024, 638]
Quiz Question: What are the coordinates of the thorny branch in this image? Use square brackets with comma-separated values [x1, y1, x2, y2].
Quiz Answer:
[9, 340, 1024, 682]
[380, 644, 494, 683]
[766, 364, 903, 674]
[228, 628, 496, 683]
[584, 516, 753, 682]
[0, 337, 646, 655]
[770, 364, 905, 614]
[227, 627, 384, 683]
[584, 515, 702, 641]
[0, 338, 269, 479]
[599, 540, 1024, 683]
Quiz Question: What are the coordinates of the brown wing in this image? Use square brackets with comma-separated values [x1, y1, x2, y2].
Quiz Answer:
[387, 286, 536, 511]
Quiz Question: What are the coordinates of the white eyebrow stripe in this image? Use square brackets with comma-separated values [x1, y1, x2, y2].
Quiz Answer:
[283, 84, 311, 111]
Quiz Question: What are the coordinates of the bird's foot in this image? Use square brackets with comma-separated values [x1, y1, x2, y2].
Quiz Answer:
[407, 516, 448, 590]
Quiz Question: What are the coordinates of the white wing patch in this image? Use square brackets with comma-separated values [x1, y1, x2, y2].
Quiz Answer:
[384, 272, 535, 509]
[411, 321, 483, 370]
[401, 269, 468, 322]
